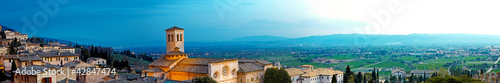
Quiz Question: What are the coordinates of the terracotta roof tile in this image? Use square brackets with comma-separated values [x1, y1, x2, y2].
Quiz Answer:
[170, 65, 208, 73]
[149, 56, 179, 67]
[238, 63, 264, 73]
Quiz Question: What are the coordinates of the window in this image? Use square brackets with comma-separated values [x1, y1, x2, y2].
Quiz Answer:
[180, 34, 182, 41]
[222, 66, 228, 76]
[232, 69, 236, 75]
[177, 34, 179, 41]
[213, 72, 218, 78]
[167, 35, 170, 41]
[65, 58, 68, 61]
[42, 77, 51, 83]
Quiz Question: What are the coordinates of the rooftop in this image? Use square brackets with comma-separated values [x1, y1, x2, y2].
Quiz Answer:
[165, 26, 185, 31]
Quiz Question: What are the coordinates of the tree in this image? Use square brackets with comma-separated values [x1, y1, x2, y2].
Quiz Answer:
[11, 61, 17, 72]
[409, 74, 415, 83]
[348, 75, 355, 83]
[279, 68, 292, 83]
[10, 61, 17, 81]
[425, 75, 482, 83]
[191, 76, 216, 83]
[344, 65, 352, 83]
[363, 75, 367, 83]
[356, 72, 362, 83]
[384, 80, 389, 83]
[332, 74, 338, 83]
[372, 68, 376, 82]
[0, 70, 7, 81]
[376, 70, 379, 83]
[264, 68, 291, 83]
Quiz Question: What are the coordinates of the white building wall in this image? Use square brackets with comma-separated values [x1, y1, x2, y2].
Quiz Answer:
[336, 74, 344, 83]
[291, 76, 300, 83]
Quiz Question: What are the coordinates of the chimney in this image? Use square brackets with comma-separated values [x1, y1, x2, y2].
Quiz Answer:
[155, 78, 160, 83]
[65, 78, 69, 83]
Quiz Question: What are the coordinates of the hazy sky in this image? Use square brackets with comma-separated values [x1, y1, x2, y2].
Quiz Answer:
[1, 0, 499, 47]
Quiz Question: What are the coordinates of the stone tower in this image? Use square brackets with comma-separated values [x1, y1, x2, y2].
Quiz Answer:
[166, 26, 185, 53]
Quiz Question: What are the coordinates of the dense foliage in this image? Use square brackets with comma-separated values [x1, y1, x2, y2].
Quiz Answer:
[425, 75, 482, 83]
[264, 68, 292, 83]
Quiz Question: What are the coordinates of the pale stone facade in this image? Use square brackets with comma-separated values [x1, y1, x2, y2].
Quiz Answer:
[4, 30, 28, 40]
[87, 57, 106, 66]
[287, 65, 344, 83]
[165, 26, 185, 53]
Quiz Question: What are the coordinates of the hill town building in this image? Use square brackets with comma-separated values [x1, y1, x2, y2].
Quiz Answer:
[144, 26, 274, 83]
[286, 65, 344, 83]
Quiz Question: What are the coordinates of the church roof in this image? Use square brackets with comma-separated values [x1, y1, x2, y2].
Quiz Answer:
[143, 68, 165, 73]
[286, 68, 304, 76]
[149, 56, 180, 67]
[165, 26, 184, 31]
[177, 58, 236, 65]
[238, 59, 273, 65]
[17, 56, 42, 61]
[285, 68, 344, 77]
[238, 63, 264, 73]
[170, 65, 209, 73]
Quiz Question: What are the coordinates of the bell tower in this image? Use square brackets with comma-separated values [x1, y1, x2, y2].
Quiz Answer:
[166, 26, 185, 53]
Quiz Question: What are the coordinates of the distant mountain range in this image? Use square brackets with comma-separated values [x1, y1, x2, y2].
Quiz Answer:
[1, 25, 16, 31]
[122, 33, 500, 51]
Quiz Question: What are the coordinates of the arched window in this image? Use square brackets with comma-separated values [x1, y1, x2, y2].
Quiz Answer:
[167, 34, 170, 42]
[177, 34, 180, 41]
[180, 34, 182, 41]
[171, 34, 173, 41]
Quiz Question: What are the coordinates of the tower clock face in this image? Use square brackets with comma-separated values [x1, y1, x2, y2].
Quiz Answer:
[222, 67, 228, 76]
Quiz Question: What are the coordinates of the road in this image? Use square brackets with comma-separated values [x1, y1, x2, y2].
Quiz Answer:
[355, 61, 385, 69]
[486, 57, 500, 73]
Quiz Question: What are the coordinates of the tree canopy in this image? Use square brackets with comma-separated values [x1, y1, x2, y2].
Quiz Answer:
[264, 68, 292, 83]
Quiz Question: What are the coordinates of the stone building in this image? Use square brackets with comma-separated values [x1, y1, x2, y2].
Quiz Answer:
[286, 65, 344, 83]
[391, 67, 405, 78]
[409, 70, 435, 77]
[4, 30, 28, 40]
[145, 26, 238, 82]
[87, 57, 106, 66]
[144, 26, 274, 83]
[237, 59, 273, 83]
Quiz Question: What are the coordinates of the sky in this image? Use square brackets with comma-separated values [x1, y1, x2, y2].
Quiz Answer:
[1, 0, 500, 47]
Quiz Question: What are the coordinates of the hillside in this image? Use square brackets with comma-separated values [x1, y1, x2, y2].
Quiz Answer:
[111, 54, 151, 66]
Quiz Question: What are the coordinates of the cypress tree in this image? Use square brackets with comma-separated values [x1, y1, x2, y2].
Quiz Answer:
[376, 70, 379, 83]
[372, 68, 376, 81]
[332, 74, 338, 83]
[356, 72, 362, 83]
[344, 65, 352, 83]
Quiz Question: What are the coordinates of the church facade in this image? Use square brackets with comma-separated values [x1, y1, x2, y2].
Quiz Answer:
[144, 26, 273, 83]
